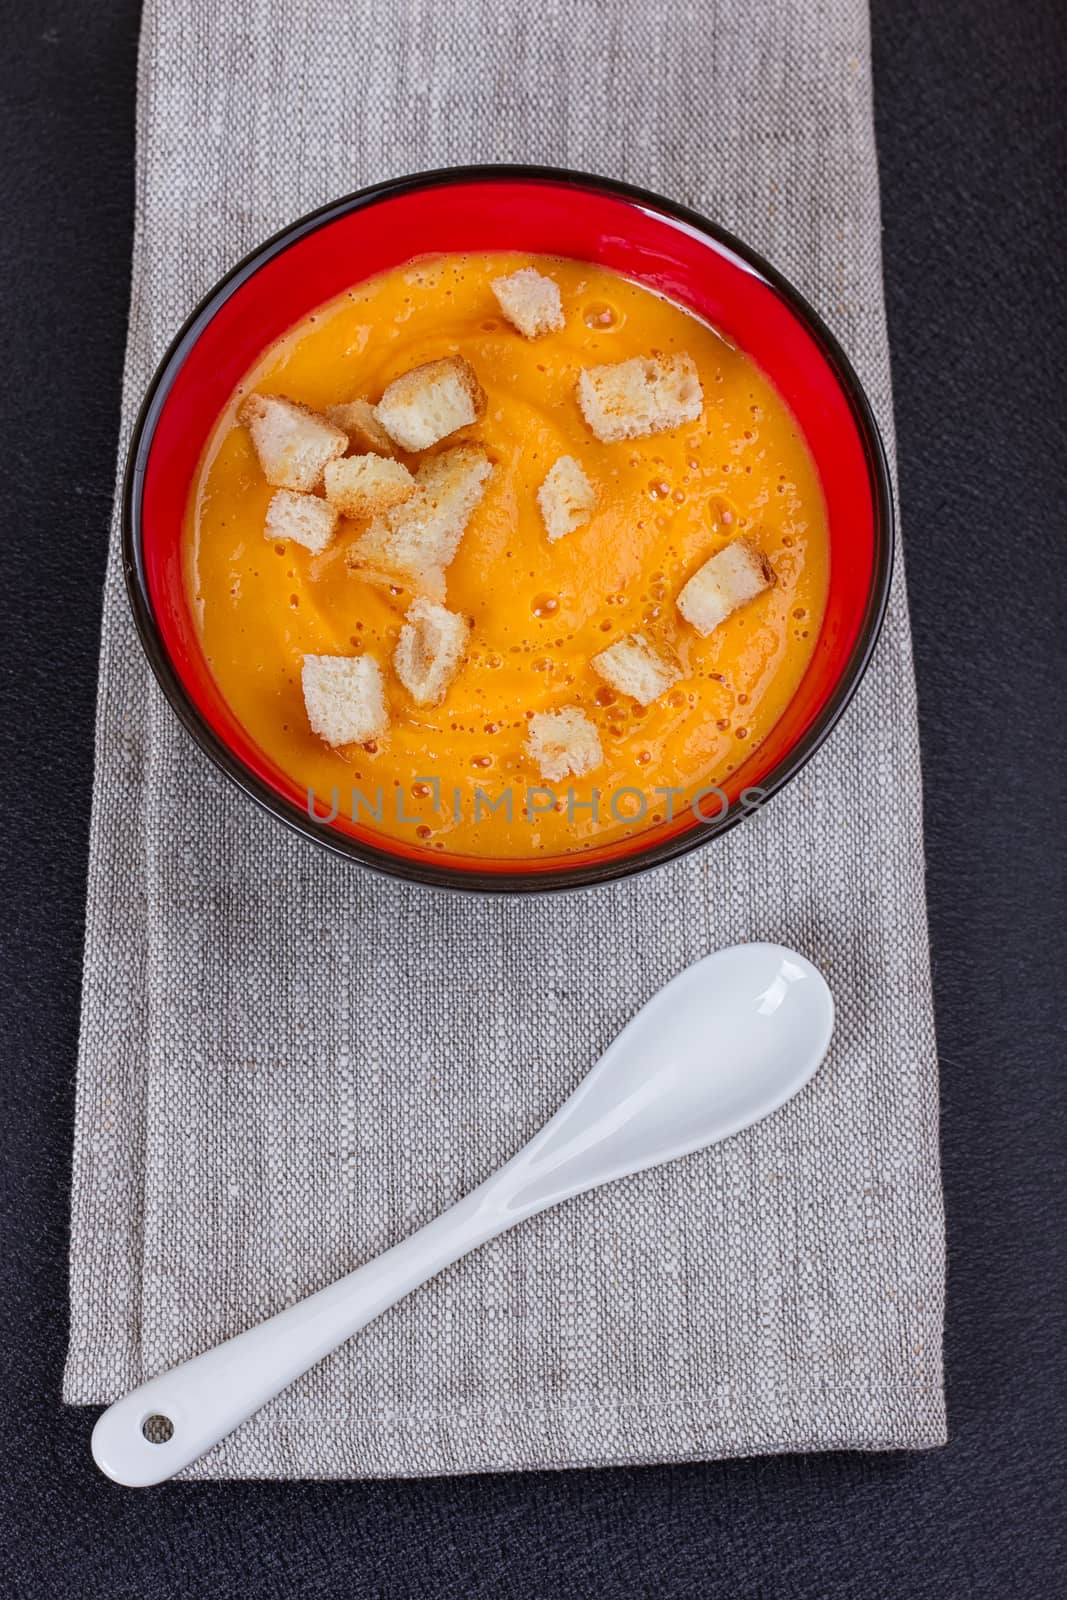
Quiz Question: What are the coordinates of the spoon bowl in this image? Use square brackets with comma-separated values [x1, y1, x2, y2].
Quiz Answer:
[91, 941, 832, 1486]
[494, 940, 833, 1215]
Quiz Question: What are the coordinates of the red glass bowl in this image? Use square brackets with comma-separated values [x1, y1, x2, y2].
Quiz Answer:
[124, 165, 893, 894]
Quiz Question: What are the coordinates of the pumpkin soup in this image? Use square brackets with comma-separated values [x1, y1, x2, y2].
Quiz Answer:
[186, 252, 829, 860]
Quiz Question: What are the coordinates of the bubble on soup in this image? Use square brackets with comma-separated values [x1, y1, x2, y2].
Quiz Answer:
[708, 496, 736, 532]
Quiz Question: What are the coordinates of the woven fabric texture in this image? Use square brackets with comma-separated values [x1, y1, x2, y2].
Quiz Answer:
[64, 0, 946, 1477]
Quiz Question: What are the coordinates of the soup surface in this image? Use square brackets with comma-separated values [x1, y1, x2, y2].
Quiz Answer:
[186, 252, 829, 860]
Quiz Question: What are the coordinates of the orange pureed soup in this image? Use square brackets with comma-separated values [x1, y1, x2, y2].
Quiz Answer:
[186, 253, 829, 860]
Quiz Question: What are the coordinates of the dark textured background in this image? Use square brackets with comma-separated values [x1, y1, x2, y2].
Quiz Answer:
[1, 1, 1064, 1595]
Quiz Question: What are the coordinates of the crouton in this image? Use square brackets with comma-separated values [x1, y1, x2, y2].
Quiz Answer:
[525, 707, 603, 783]
[323, 454, 416, 518]
[393, 598, 470, 707]
[591, 632, 681, 705]
[537, 456, 596, 542]
[351, 446, 493, 598]
[676, 538, 775, 637]
[324, 398, 396, 455]
[238, 393, 347, 491]
[301, 654, 388, 748]
[263, 488, 339, 555]
[491, 267, 565, 338]
[373, 357, 486, 451]
[576, 353, 703, 443]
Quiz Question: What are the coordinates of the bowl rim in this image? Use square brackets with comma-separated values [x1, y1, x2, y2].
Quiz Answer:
[122, 162, 894, 896]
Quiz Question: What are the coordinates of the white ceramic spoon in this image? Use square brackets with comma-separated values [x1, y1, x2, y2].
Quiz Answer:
[92, 941, 833, 1486]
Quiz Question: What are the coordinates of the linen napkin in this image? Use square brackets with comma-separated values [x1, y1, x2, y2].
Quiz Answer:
[65, 0, 946, 1476]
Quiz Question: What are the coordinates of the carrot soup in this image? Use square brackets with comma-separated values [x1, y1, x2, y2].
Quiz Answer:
[185, 252, 829, 860]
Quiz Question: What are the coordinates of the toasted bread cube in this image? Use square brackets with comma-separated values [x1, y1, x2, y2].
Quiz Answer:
[324, 399, 395, 455]
[353, 556, 446, 604]
[525, 707, 603, 783]
[491, 268, 565, 338]
[576, 353, 703, 443]
[591, 632, 681, 706]
[676, 538, 775, 637]
[351, 446, 493, 598]
[301, 654, 388, 748]
[537, 456, 596, 542]
[238, 393, 347, 491]
[323, 454, 416, 519]
[373, 357, 486, 451]
[393, 598, 470, 707]
[263, 489, 339, 555]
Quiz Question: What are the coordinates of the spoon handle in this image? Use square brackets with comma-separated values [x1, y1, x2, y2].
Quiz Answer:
[90, 1183, 512, 1486]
